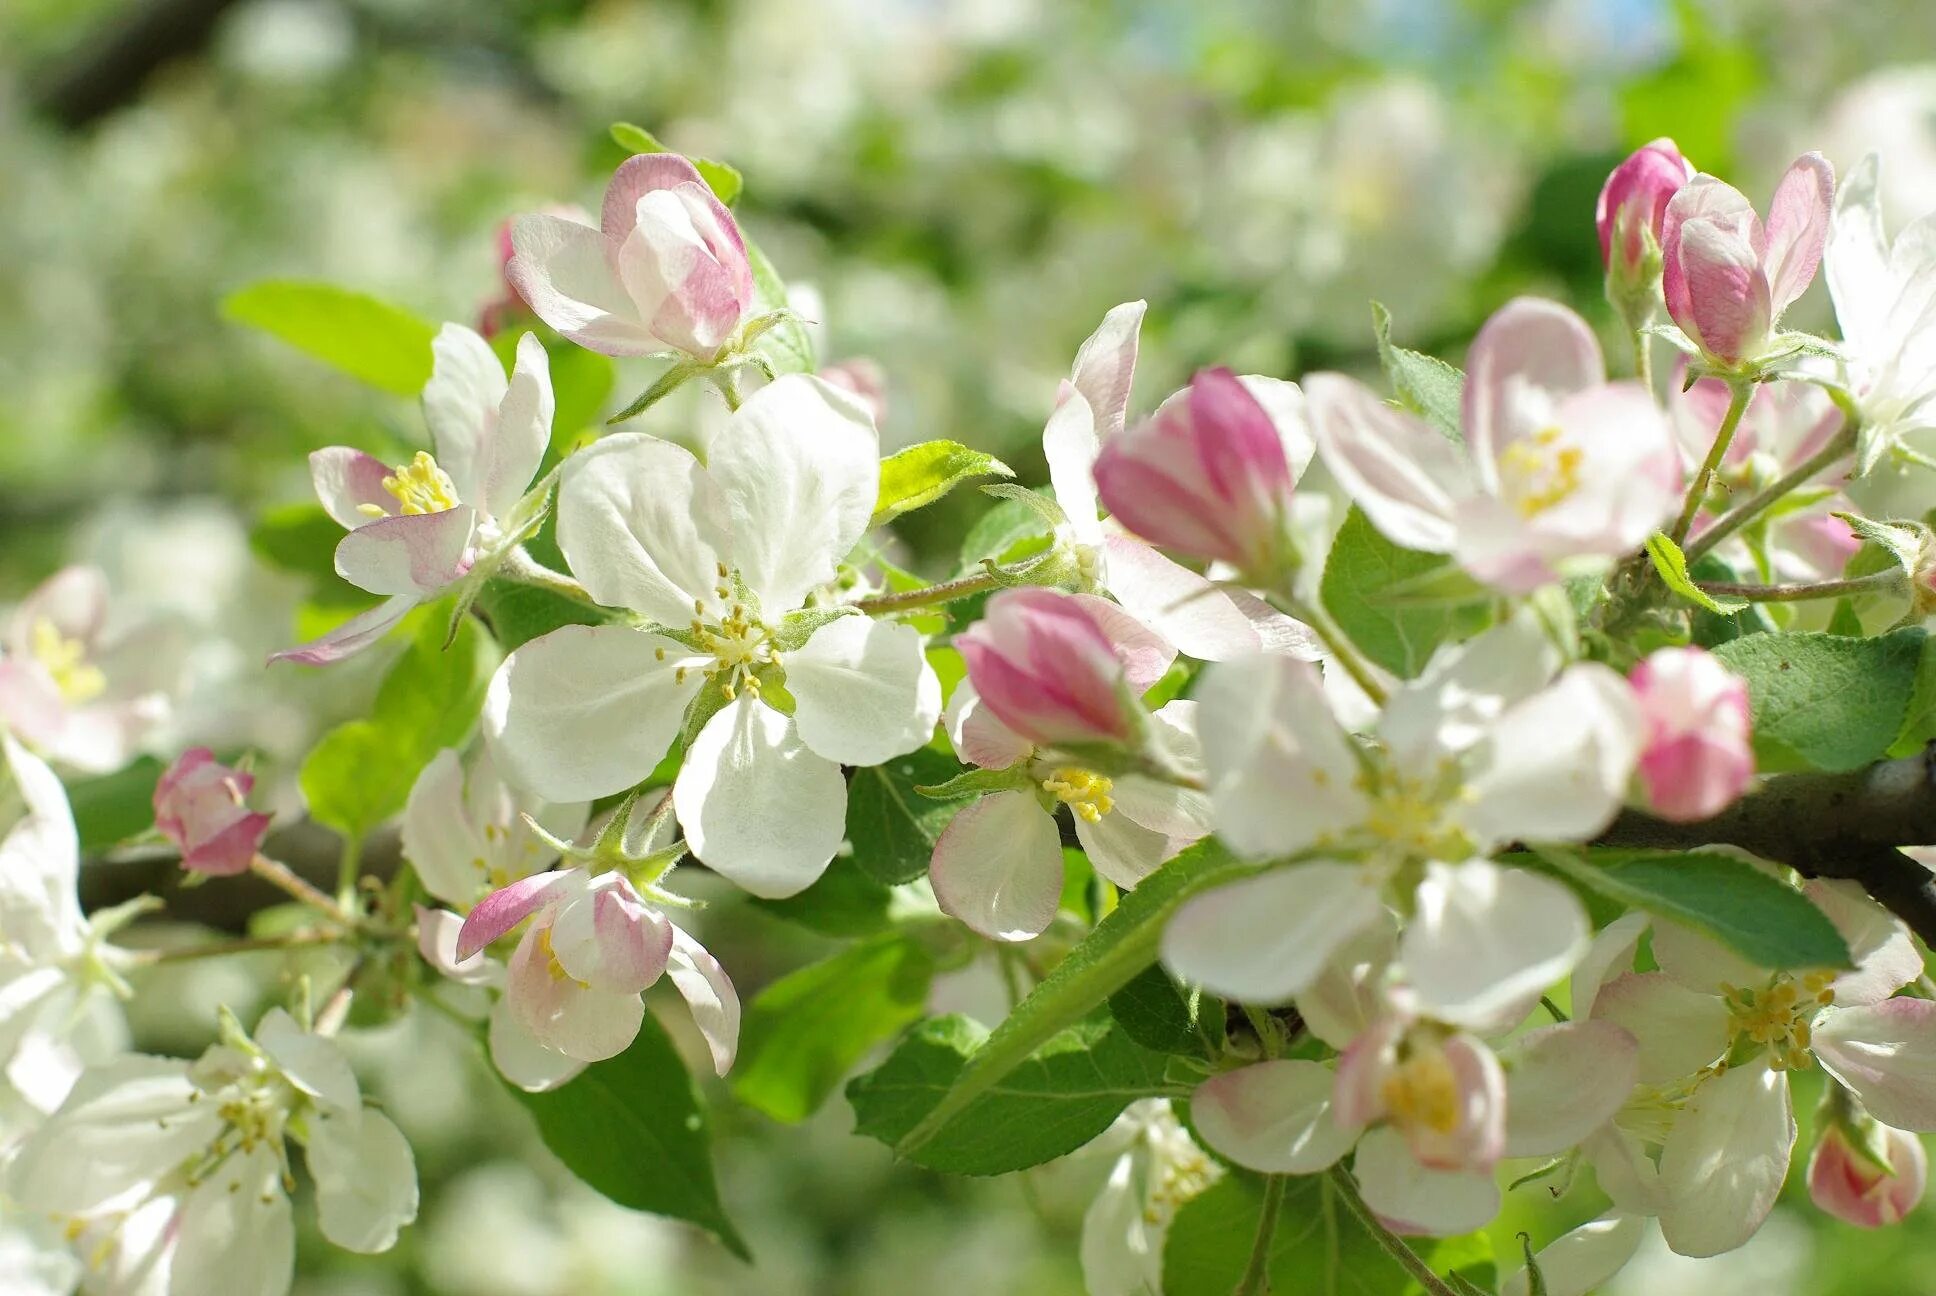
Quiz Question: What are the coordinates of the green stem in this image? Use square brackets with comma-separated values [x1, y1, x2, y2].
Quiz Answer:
[1632, 328, 1654, 399]
[1234, 1175, 1288, 1296]
[1284, 595, 1388, 706]
[1683, 417, 1860, 565]
[1696, 569, 1905, 603]
[497, 546, 601, 608]
[335, 836, 364, 912]
[853, 567, 1007, 614]
[714, 366, 744, 412]
[250, 854, 346, 919]
[1669, 380, 1751, 546]
[1327, 1167, 1459, 1296]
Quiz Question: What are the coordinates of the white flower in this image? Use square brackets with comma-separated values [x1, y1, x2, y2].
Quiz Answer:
[1042, 302, 1320, 661]
[1078, 1100, 1221, 1296]
[1162, 619, 1639, 1015]
[402, 747, 587, 909]
[484, 374, 941, 898]
[277, 324, 554, 664]
[0, 567, 178, 774]
[7, 1008, 417, 1296]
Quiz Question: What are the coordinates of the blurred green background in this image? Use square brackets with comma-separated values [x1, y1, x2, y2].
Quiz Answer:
[7, 0, 1936, 1291]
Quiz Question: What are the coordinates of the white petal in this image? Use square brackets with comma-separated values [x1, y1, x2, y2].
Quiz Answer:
[1571, 911, 1649, 1020]
[1650, 917, 1763, 995]
[1658, 1062, 1794, 1257]
[1351, 1126, 1501, 1236]
[708, 375, 879, 615]
[309, 447, 395, 529]
[1195, 654, 1366, 859]
[270, 592, 418, 666]
[1460, 663, 1641, 849]
[673, 697, 845, 898]
[483, 625, 699, 802]
[254, 1007, 359, 1113]
[0, 735, 82, 950]
[1161, 863, 1383, 1004]
[414, 906, 496, 986]
[1806, 879, 1921, 1007]
[1237, 373, 1316, 478]
[333, 507, 475, 597]
[505, 213, 660, 356]
[168, 1145, 294, 1296]
[1100, 535, 1270, 662]
[1590, 972, 1731, 1084]
[1079, 1154, 1162, 1296]
[1073, 802, 1187, 891]
[1296, 916, 1398, 1051]
[1044, 388, 1102, 544]
[1304, 372, 1469, 553]
[1500, 1020, 1638, 1157]
[1587, 1125, 1664, 1216]
[505, 923, 645, 1062]
[555, 433, 724, 625]
[488, 998, 584, 1092]
[666, 925, 740, 1076]
[786, 616, 941, 765]
[943, 680, 1031, 770]
[1812, 998, 1936, 1131]
[1499, 1213, 1647, 1296]
[422, 322, 510, 508]
[1402, 860, 1587, 1032]
[9, 1054, 217, 1214]
[307, 1108, 418, 1253]
[930, 791, 1065, 941]
[487, 333, 555, 518]
[1069, 300, 1144, 443]
[1377, 615, 1558, 764]
[401, 749, 491, 906]
[1191, 1059, 1355, 1173]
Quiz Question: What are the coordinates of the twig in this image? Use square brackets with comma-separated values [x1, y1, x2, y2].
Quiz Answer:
[1234, 1175, 1288, 1296]
[250, 853, 346, 919]
[1683, 417, 1858, 564]
[853, 568, 1006, 614]
[1695, 570, 1904, 603]
[1670, 381, 1751, 546]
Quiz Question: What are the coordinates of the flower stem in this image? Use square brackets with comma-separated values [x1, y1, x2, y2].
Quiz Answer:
[714, 366, 744, 412]
[1669, 380, 1751, 546]
[1696, 569, 1904, 603]
[853, 567, 1007, 614]
[1283, 595, 1388, 707]
[335, 835, 363, 912]
[1327, 1166, 1459, 1296]
[1683, 416, 1859, 565]
[1234, 1175, 1288, 1296]
[497, 546, 601, 607]
[250, 854, 346, 919]
[1632, 328, 1654, 398]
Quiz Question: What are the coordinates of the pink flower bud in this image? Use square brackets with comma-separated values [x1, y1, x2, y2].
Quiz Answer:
[1808, 1121, 1926, 1228]
[956, 589, 1138, 748]
[1660, 153, 1835, 366]
[1596, 138, 1693, 277]
[1094, 367, 1295, 574]
[1628, 647, 1753, 822]
[152, 748, 272, 876]
[508, 156, 755, 361]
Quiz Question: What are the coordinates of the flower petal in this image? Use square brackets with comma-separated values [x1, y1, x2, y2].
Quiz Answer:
[1191, 1059, 1355, 1173]
[1658, 1061, 1794, 1257]
[486, 332, 555, 518]
[1069, 300, 1145, 443]
[674, 697, 846, 898]
[1500, 1213, 1647, 1296]
[555, 432, 725, 625]
[1161, 863, 1383, 1004]
[1590, 972, 1730, 1084]
[1762, 152, 1835, 316]
[1812, 998, 1936, 1132]
[1463, 296, 1603, 480]
[269, 593, 419, 666]
[930, 790, 1064, 942]
[1304, 373, 1469, 553]
[1352, 1126, 1501, 1236]
[488, 997, 585, 1092]
[255, 1006, 360, 1112]
[1806, 879, 1921, 1007]
[505, 920, 646, 1062]
[549, 874, 673, 995]
[307, 1108, 418, 1253]
[1099, 535, 1278, 662]
[8, 1054, 217, 1214]
[413, 905, 496, 987]
[943, 680, 1031, 770]
[1500, 1020, 1638, 1157]
[457, 870, 574, 961]
[333, 506, 475, 596]
[786, 615, 941, 765]
[401, 749, 493, 906]
[506, 212, 661, 356]
[1402, 860, 1588, 1033]
[1460, 663, 1641, 849]
[310, 447, 396, 529]
[422, 321, 510, 508]
[169, 1144, 295, 1296]
[666, 925, 740, 1076]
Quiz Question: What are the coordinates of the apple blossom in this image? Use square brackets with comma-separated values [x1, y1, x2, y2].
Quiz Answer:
[484, 374, 940, 898]
[7, 1008, 417, 1296]
[1628, 647, 1754, 823]
[1824, 153, 1936, 473]
[1306, 297, 1681, 592]
[1043, 302, 1320, 661]
[932, 597, 1210, 940]
[955, 589, 1146, 749]
[507, 153, 756, 362]
[152, 748, 273, 876]
[0, 566, 177, 773]
[1660, 152, 1835, 369]
[1807, 1113, 1927, 1229]
[1092, 366, 1298, 577]
[1598, 138, 1695, 288]
[1162, 619, 1638, 1009]
[401, 746, 587, 909]
[276, 323, 554, 665]
[1078, 1100, 1221, 1296]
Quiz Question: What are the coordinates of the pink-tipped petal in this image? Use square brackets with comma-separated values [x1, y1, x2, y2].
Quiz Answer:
[457, 871, 573, 960]
[309, 448, 397, 529]
[269, 593, 419, 666]
[1763, 152, 1837, 316]
[666, 925, 740, 1076]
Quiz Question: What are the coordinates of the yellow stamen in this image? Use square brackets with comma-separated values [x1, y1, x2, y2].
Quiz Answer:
[1042, 768, 1114, 823]
[1382, 1047, 1461, 1136]
[1499, 425, 1584, 518]
[30, 618, 106, 704]
[373, 450, 460, 516]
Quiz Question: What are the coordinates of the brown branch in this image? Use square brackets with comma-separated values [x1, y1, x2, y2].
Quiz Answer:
[26, 0, 246, 128]
[1592, 744, 1936, 945]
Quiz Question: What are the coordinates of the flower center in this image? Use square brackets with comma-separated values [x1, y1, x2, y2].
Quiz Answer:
[1356, 762, 1470, 863]
[1042, 767, 1114, 823]
[30, 618, 105, 704]
[1725, 971, 1835, 1071]
[674, 577, 780, 702]
[1382, 1046, 1461, 1136]
[1499, 425, 1584, 518]
[360, 450, 460, 517]
[1144, 1142, 1219, 1227]
[534, 925, 590, 988]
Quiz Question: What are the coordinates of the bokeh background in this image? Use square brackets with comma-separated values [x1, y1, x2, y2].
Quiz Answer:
[6, 0, 1936, 1292]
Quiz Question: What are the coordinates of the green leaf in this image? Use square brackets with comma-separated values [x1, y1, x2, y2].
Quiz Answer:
[472, 579, 618, 653]
[1163, 1173, 1411, 1296]
[1371, 302, 1464, 443]
[299, 612, 498, 838]
[750, 855, 896, 937]
[548, 346, 615, 445]
[892, 840, 1251, 1158]
[732, 934, 934, 1122]
[1107, 965, 1205, 1058]
[223, 281, 435, 398]
[848, 1015, 1169, 1174]
[1321, 505, 1485, 677]
[608, 123, 743, 204]
[67, 756, 164, 853]
[1547, 849, 1852, 970]
[872, 441, 1014, 527]
[1891, 633, 1936, 757]
[1645, 532, 1747, 614]
[846, 748, 972, 886]
[1712, 629, 1926, 772]
[1687, 553, 1777, 647]
[249, 504, 373, 609]
[958, 494, 1055, 574]
[742, 238, 814, 376]
[511, 1012, 747, 1256]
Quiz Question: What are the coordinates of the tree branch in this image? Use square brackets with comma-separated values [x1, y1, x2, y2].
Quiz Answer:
[1592, 743, 1936, 943]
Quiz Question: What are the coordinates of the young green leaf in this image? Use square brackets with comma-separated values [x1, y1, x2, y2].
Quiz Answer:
[846, 747, 973, 886]
[732, 934, 935, 1122]
[848, 1014, 1169, 1174]
[472, 579, 619, 653]
[1321, 505, 1486, 677]
[608, 122, 743, 204]
[892, 839, 1251, 1158]
[1107, 965, 1205, 1058]
[223, 281, 435, 398]
[66, 757, 165, 853]
[1162, 1172, 1417, 1296]
[1645, 532, 1748, 614]
[1713, 629, 1926, 771]
[742, 238, 814, 376]
[1371, 301, 1464, 443]
[872, 441, 1015, 527]
[750, 856, 897, 938]
[511, 1012, 748, 1257]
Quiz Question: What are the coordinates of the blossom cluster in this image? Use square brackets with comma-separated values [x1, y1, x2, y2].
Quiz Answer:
[3, 130, 1935, 1296]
